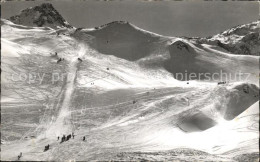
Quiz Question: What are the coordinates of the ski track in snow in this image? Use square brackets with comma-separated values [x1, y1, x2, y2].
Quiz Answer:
[1, 43, 89, 160]
[45, 44, 87, 137]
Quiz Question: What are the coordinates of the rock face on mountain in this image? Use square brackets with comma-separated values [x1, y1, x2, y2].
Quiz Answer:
[9, 3, 72, 29]
[196, 21, 260, 56]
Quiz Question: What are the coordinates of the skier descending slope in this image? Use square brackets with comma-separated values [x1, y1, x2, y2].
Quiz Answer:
[17, 152, 22, 160]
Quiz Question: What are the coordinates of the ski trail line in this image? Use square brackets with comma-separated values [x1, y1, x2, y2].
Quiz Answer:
[44, 43, 86, 138]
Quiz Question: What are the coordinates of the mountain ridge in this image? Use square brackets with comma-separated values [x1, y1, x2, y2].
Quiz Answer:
[192, 20, 260, 55]
[8, 3, 72, 29]
[7, 3, 259, 56]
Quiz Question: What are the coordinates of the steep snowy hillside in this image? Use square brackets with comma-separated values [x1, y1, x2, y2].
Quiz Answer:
[194, 21, 260, 55]
[163, 39, 259, 84]
[73, 21, 167, 61]
[9, 3, 72, 29]
[72, 22, 259, 84]
[1, 3, 259, 161]
[2, 17, 259, 161]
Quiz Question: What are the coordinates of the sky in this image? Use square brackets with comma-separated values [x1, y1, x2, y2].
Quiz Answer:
[1, 0, 259, 37]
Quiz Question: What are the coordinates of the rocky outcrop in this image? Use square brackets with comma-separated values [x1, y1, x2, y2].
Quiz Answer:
[9, 3, 72, 29]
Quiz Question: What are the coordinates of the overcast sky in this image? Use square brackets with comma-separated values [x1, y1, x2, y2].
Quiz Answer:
[1, 0, 259, 37]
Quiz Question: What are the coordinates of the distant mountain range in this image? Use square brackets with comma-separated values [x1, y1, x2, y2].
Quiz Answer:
[7, 3, 259, 56]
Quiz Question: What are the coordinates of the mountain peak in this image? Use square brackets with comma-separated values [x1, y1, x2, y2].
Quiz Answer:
[94, 21, 131, 30]
[219, 20, 259, 36]
[9, 3, 72, 29]
[193, 20, 260, 56]
[209, 21, 260, 55]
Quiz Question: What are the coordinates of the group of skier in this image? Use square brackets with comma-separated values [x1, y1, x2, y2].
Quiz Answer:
[57, 57, 65, 63]
[18, 132, 76, 159]
[40, 132, 87, 153]
[58, 132, 75, 143]
[52, 52, 83, 64]
[217, 81, 226, 85]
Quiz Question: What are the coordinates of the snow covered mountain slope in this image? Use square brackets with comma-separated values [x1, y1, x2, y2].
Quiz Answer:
[193, 21, 260, 56]
[163, 39, 259, 83]
[72, 22, 259, 85]
[1, 3, 259, 161]
[2, 17, 259, 161]
[8, 3, 72, 29]
[73, 21, 167, 61]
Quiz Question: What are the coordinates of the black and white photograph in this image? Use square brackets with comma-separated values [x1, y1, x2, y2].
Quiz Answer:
[1, 0, 259, 161]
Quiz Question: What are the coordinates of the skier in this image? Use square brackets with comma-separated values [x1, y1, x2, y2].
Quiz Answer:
[57, 136, 59, 141]
[55, 52, 58, 56]
[72, 132, 75, 139]
[66, 134, 71, 141]
[57, 58, 62, 63]
[83, 136, 85, 141]
[78, 58, 83, 62]
[17, 152, 22, 160]
[61, 135, 66, 143]
[44, 145, 49, 152]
